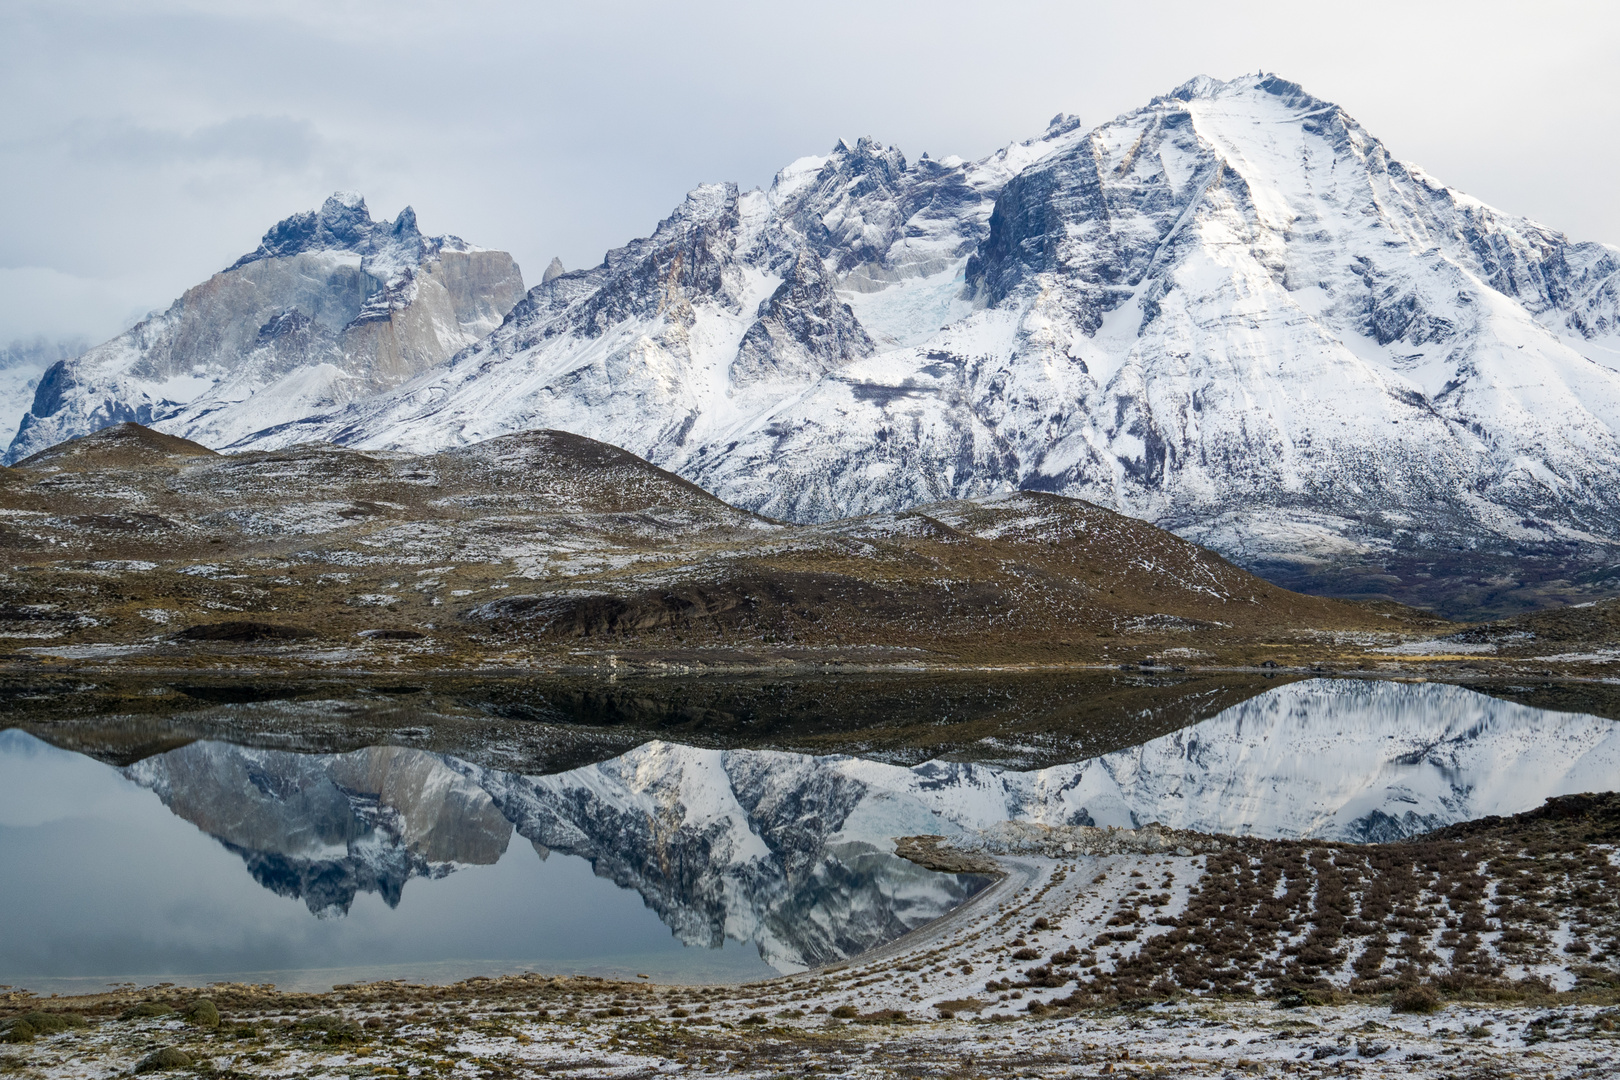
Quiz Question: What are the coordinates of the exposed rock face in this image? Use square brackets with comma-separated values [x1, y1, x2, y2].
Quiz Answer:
[0, 336, 87, 445]
[732, 251, 874, 386]
[5, 194, 524, 463]
[236, 77, 1620, 612]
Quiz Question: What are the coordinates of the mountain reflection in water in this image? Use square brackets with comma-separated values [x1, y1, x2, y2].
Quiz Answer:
[2, 678, 1616, 991]
[125, 741, 988, 971]
[126, 744, 517, 915]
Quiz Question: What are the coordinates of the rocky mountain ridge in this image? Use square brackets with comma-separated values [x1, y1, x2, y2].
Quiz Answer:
[0, 336, 88, 446]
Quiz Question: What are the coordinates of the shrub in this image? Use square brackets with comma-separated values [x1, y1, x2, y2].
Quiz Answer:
[855, 1009, 906, 1023]
[135, 1047, 193, 1072]
[120, 1003, 174, 1020]
[5, 1012, 87, 1041]
[1390, 985, 1442, 1014]
[180, 999, 220, 1028]
[16, 1013, 85, 1035]
[298, 1014, 361, 1042]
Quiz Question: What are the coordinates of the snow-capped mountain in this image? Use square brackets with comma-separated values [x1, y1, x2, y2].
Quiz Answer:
[113, 679, 1619, 969]
[468, 678, 1620, 880]
[231, 75, 1620, 600]
[4, 194, 524, 464]
[465, 746, 984, 971]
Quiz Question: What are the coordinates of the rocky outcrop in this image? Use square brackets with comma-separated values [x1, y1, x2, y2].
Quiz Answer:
[732, 251, 874, 386]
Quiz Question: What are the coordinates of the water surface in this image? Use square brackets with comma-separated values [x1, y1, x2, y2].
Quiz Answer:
[3, 677, 1615, 994]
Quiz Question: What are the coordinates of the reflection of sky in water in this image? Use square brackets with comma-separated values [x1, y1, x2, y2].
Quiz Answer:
[0, 732, 773, 992]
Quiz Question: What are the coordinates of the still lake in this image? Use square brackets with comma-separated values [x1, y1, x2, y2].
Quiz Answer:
[2, 678, 1616, 993]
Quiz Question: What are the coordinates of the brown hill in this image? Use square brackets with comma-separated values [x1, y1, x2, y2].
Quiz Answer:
[0, 423, 1438, 672]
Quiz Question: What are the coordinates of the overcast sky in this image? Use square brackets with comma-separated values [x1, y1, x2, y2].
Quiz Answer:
[3, 0, 1617, 347]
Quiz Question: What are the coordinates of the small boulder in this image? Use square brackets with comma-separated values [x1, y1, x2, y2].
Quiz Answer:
[178, 621, 316, 642]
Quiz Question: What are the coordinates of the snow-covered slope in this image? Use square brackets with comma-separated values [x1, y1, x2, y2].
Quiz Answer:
[475, 678, 1620, 877]
[4, 194, 524, 464]
[238, 76, 1620, 594]
[883, 678, 1620, 842]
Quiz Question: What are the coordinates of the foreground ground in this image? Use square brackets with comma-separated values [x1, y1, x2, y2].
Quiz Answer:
[3, 986, 1616, 1080]
[4, 795, 1618, 1078]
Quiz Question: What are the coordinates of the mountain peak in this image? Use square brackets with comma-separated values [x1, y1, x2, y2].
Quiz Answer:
[392, 205, 419, 238]
[6, 191, 526, 465]
[1044, 112, 1084, 138]
[227, 191, 425, 272]
[1157, 71, 1337, 115]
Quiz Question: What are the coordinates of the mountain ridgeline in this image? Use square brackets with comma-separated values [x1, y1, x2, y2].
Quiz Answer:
[0, 421, 1417, 671]
[11, 75, 1620, 616]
